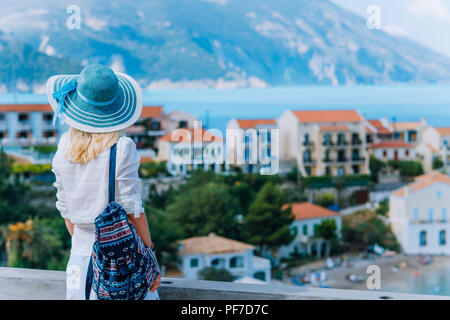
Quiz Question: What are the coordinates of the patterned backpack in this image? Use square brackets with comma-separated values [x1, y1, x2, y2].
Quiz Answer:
[85, 143, 160, 300]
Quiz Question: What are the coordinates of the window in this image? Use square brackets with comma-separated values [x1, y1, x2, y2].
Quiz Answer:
[18, 114, 29, 122]
[211, 258, 225, 268]
[190, 258, 199, 268]
[437, 190, 442, 199]
[230, 256, 244, 268]
[413, 209, 419, 220]
[178, 120, 188, 128]
[303, 150, 311, 162]
[428, 209, 434, 222]
[254, 271, 266, 282]
[419, 231, 427, 246]
[405, 149, 409, 157]
[325, 166, 331, 175]
[313, 224, 319, 235]
[443, 208, 448, 222]
[302, 225, 308, 236]
[304, 134, 309, 145]
[383, 150, 387, 157]
[440, 230, 446, 246]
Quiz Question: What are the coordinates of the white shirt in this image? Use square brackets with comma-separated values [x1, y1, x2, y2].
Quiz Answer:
[52, 132, 144, 255]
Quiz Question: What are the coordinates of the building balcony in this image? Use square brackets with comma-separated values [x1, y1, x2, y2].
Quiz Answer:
[0, 267, 446, 300]
[351, 157, 365, 163]
[303, 141, 314, 148]
[352, 139, 362, 145]
[303, 159, 316, 165]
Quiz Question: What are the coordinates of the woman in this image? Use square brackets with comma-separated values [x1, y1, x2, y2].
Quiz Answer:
[47, 64, 160, 300]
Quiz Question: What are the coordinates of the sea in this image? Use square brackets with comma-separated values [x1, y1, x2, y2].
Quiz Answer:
[2, 84, 450, 134]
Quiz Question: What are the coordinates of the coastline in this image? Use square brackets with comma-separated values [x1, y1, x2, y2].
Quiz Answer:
[284, 254, 450, 296]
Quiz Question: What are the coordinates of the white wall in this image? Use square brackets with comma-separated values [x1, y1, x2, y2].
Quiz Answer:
[389, 182, 450, 254]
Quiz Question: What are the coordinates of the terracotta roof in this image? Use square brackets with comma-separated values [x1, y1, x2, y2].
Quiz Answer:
[368, 119, 392, 134]
[319, 125, 349, 131]
[414, 171, 450, 184]
[366, 126, 375, 134]
[392, 171, 450, 197]
[0, 104, 52, 113]
[292, 110, 362, 123]
[392, 122, 421, 131]
[368, 140, 414, 149]
[159, 128, 223, 143]
[435, 127, 450, 136]
[141, 106, 163, 119]
[140, 157, 156, 164]
[236, 119, 276, 128]
[179, 233, 254, 255]
[282, 202, 340, 221]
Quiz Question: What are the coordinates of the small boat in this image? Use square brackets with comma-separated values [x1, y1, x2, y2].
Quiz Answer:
[345, 273, 365, 283]
[291, 278, 305, 286]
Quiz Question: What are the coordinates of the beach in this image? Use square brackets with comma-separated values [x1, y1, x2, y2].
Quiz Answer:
[284, 254, 450, 296]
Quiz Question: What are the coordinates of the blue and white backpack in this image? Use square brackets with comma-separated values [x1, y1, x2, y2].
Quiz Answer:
[85, 143, 160, 300]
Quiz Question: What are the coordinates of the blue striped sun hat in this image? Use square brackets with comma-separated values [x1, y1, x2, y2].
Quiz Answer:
[46, 64, 142, 133]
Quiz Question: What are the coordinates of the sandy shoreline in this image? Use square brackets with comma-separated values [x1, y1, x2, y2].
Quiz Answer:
[283, 254, 450, 296]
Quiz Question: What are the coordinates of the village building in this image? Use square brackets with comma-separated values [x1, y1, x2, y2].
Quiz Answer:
[389, 172, 450, 255]
[178, 233, 271, 283]
[278, 109, 369, 177]
[278, 202, 342, 259]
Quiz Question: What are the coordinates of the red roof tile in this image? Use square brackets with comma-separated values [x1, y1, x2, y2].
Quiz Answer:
[0, 104, 52, 113]
[369, 140, 414, 149]
[393, 172, 450, 197]
[282, 202, 340, 220]
[292, 110, 362, 123]
[236, 119, 276, 128]
[435, 127, 450, 136]
[141, 106, 163, 119]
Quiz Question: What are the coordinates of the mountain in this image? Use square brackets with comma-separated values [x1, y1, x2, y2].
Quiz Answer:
[1, 0, 450, 91]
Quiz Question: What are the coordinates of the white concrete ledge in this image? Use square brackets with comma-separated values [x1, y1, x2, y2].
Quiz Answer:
[0, 267, 448, 300]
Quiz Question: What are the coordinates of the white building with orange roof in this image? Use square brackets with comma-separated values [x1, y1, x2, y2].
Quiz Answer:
[420, 127, 450, 174]
[126, 106, 166, 150]
[365, 118, 394, 144]
[278, 109, 369, 176]
[0, 104, 62, 146]
[391, 118, 428, 145]
[368, 140, 417, 161]
[389, 172, 450, 255]
[178, 232, 271, 283]
[226, 118, 278, 174]
[157, 123, 224, 175]
[278, 202, 342, 259]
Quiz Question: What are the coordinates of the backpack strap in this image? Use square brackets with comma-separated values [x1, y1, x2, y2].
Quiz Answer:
[85, 143, 117, 300]
[108, 143, 117, 203]
[85, 256, 94, 300]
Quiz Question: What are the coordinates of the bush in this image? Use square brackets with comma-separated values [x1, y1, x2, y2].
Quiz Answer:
[314, 193, 335, 208]
[197, 267, 236, 282]
[388, 160, 424, 177]
[342, 210, 400, 252]
[375, 200, 389, 216]
[139, 161, 168, 178]
[433, 158, 444, 170]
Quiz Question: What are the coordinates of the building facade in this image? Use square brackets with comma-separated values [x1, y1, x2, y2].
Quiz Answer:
[368, 140, 417, 161]
[178, 233, 271, 283]
[278, 109, 369, 177]
[226, 118, 278, 174]
[0, 104, 63, 146]
[278, 202, 342, 259]
[157, 126, 224, 175]
[389, 172, 450, 255]
[126, 106, 165, 151]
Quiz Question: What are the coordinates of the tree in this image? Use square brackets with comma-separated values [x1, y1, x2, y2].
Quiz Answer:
[317, 219, 337, 257]
[0, 219, 64, 269]
[197, 267, 236, 282]
[167, 182, 241, 239]
[369, 156, 386, 182]
[146, 206, 183, 266]
[375, 200, 389, 216]
[342, 210, 400, 252]
[242, 182, 296, 257]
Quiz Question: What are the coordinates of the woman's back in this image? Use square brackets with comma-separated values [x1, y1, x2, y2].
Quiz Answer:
[52, 132, 144, 255]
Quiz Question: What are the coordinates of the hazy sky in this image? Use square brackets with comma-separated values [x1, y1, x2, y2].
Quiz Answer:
[331, 0, 450, 58]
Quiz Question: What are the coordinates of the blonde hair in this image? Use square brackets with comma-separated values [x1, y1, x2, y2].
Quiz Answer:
[65, 127, 123, 164]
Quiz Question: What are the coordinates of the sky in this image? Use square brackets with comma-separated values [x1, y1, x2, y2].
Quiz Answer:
[331, 0, 450, 58]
